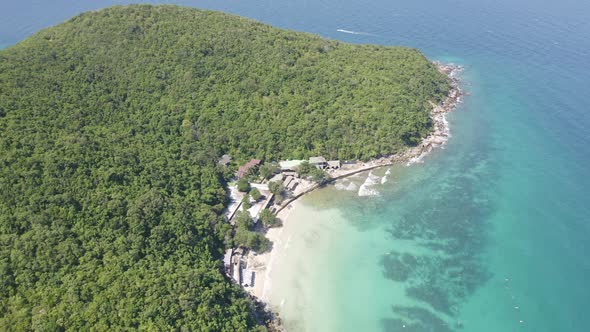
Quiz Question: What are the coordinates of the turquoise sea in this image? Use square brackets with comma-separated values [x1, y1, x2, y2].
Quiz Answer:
[2, 0, 589, 331]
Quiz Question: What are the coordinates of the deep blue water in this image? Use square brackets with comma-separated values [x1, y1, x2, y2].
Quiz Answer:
[2, 1, 590, 331]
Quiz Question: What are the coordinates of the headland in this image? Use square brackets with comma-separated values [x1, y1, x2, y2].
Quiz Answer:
[224, 63, 463, 326]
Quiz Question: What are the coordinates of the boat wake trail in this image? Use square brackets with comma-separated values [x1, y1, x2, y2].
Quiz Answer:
[336, 29, 378, 36]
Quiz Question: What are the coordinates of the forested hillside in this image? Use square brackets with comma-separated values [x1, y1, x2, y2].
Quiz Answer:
[0, 5, 450, 330]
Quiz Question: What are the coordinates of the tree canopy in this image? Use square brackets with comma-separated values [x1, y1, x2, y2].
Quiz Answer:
[237, 178, 251, 193]
[258, 163, 279, 180]
[249, 188, 262, 201]
[0, 4, 451, 330]
[259, 209, 280, 228]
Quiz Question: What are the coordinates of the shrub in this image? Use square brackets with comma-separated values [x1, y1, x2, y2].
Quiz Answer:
[233, 226, 270, 253]
[249, 188, 262, 201]
[310, 168, 330, 184]
[259, 208, 280, 228]
[268, 181, 284, 196]
[235, 210, 254, 229]
[259, 163, 279, 180]
[296, 161, 314, 176]
[237, 177, 250, 192]
[241, 195, 252, 210]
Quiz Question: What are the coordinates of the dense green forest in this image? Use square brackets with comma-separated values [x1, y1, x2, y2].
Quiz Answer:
[0, 5, 450, 330]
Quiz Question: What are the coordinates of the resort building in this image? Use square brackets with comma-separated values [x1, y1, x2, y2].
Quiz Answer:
[287, 180, 299, 191]
[241, 268, 255, 287]
[269, 173, 284, 183]
[279, 160, 304, 171]
[236, 159, 261, 178]
[223, 249, 233, 275]
[309, 156, 327, 169]
[282, 171, 299, 178]
[327, 160, 341, 169]
[231, 249, 243, 283]
[283, 175, 294, 189]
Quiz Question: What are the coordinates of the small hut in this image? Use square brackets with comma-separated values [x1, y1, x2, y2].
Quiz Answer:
[283, 175, 294, 189]
[309, 156, 327, 169]
[327, 160, 341, 169]
[269, 173, 284, 183]
[279, 160, 304, 171]
[223, 249, 233, 274]
[241, 268, 255, 287]
[287, 180, 299, 191]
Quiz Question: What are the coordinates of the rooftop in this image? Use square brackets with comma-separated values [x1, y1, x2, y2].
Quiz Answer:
[309, 156, 327, 164]
[270, 173, 284, 183]
[236, 159, 261, 178]
[283, 175, 294, 187]
[327, 160, 341, 167]
[279, 160, 304, 170]
[223, 249, 233, 267]
[218, 154, 232, 166]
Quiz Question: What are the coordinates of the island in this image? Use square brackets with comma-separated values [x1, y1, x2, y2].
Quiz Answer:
[0, 4, 456, 331]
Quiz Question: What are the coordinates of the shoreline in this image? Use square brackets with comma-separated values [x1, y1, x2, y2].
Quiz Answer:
[243, 62, 463, 328]
[272, 62, 463, 214]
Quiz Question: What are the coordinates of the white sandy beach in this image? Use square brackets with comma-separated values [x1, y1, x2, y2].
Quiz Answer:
[245, 200, 298, 301]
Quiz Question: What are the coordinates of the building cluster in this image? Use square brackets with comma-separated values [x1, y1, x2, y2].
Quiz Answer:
[223, 248, 255, 288]
[223, 155, 341, 179]
[279, 156, 341, 172]
[220, 155, 344, 288]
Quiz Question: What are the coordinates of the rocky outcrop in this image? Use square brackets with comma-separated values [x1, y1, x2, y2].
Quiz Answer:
[395, 63, 463, 164]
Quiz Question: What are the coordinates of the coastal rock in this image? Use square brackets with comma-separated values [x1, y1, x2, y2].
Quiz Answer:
[430, 137, 446, 145]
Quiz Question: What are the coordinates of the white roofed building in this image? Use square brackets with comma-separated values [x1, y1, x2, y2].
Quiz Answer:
[309, 156, 327, 169]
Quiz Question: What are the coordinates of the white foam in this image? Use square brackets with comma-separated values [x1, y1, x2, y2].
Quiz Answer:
[366, 172, 381, 185]
[358, 186, 379, 197]
[358, 172, 381, 196]
[346, 182, 358, 191]
[406, 150, 428, 166]
[404, 77, 462, 166]
[334, 180, 359, 191]
[382, 168, 391, 184]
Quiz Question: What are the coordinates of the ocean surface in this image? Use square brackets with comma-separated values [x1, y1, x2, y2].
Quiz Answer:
[2, 0, 590, 331]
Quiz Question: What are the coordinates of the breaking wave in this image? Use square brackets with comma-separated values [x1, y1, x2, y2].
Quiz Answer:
[358, 172, 381, 196]
[334, 180, 359, 192]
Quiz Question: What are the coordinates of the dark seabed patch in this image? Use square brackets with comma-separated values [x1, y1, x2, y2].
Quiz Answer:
[375, 147, 496, 328]
[306, 134, 494, 329]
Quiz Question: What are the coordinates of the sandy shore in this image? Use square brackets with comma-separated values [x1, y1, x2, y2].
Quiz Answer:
[243, 63, 464, 305]
[244, 203, 297, 302]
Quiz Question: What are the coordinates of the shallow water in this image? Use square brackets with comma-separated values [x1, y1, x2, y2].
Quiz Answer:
[3, 0, 590, 331]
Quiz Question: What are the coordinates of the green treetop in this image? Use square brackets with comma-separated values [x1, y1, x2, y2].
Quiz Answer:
[250, 188, 262, 201]
[237, 178, 251, 192]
